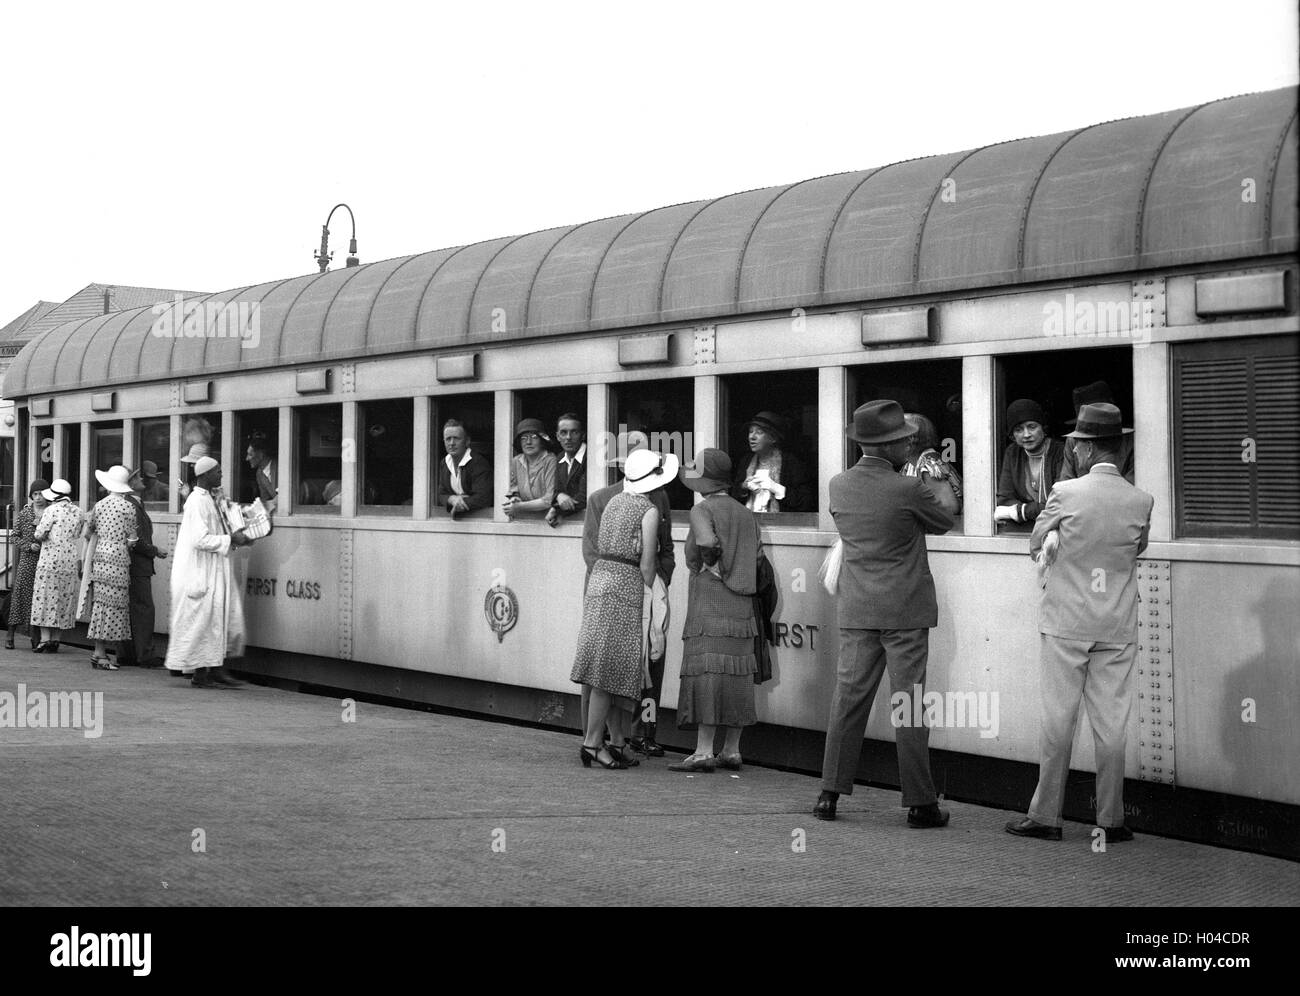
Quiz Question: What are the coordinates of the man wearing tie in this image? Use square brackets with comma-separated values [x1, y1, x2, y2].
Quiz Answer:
[814, 400, 954, 827]
[1006, 403, 1153, 843]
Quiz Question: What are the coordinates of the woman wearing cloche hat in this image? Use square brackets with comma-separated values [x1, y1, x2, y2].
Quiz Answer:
[80, 466, 140, 669]
[995, 399, 1065, 529]
[732, 411, 814, 513]
[504, 418, 557, 519]
[5, 479, 51, 650]
[29, 479, 83, 654]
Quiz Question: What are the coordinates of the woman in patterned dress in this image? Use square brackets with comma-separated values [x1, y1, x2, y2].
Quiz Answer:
[6, 479, 49, 650]
[670, 449, 762, 773]
[30, 479, 85, 653]
[570, 448, 679, 769]
[82, 466, 139, 670]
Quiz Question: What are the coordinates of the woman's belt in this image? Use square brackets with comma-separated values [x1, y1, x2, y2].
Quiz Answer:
[597, 554, 640, 568]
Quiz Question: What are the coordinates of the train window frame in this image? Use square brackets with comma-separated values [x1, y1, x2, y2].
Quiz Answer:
[90, 420, 124, 501]
[358, 398, 415, 515]
[993, 346, 1134, 537]
[431, 392, 496, 521]
[608, 376, 696, 513]
[847, 357, 966, 535]
[720, 370, 820, 527]
[135, 416, 171, 511]
[233, 409, 278, 508]
[1172, 334, 1299, 540]
[514, 387, 589, 526]
[293, 402, 344, 514]
[178, 412, 223, 497]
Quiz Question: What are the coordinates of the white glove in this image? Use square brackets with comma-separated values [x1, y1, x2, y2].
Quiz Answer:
[1041, 530, 1060, 565]
[993, 505, 1018, 523]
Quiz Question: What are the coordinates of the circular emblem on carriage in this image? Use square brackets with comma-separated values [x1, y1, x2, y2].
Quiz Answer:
[484, 585, 518, 643]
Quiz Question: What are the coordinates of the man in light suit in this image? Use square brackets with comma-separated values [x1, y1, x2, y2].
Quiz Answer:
[813, 400, 955, 826]
[1007, 403, 1153, 843]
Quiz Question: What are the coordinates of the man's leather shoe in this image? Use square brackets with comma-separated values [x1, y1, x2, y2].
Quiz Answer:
[207, 668, 244, 688]
[1005, 817, 1061, 840]
[190, 669, 217, 689]
[907, 804, 950, 829]
[1101, 825, 1134, 843]
[813, 791, 838, 821]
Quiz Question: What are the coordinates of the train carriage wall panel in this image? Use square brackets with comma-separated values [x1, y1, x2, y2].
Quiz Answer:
[278, 267, 366, 365]
[321, 254, 419, 357]
[1142, 89, 1299, 268]
[239, 527, 343, 660]
[365, 249, 461, 351]
[467, 226, 577, 341]
[415, 237, 515, 348]
[1171, 562, 1300, 805]
[916, 133, 1066, 292]
[737, 171, 871, 311]
[526, 214, 641, 336]
[660, 186, 791, 323]
[589, 200, 712, 330]
[1020, 110, 1185, 282]
[1268, 116, 1298, 251]
[822, 151, 969, 303]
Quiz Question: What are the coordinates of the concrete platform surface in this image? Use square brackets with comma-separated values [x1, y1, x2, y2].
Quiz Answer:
[1, 647, 1296, 907]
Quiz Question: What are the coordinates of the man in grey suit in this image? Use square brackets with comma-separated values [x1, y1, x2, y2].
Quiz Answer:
[814, 400, 955, 826]
[1007, 403, 1153, 843]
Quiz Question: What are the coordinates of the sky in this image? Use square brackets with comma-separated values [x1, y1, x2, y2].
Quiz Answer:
[1, 0, 1296, 326]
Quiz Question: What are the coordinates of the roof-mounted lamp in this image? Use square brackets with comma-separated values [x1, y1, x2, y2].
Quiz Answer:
[314, 203, 360, 273]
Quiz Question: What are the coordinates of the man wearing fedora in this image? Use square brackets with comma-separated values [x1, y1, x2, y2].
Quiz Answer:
[1006, 402, 1153, 843]
[1058, 380, 1135, 484]
[118, 465, 168, 667]
[581, 431, 676, 756]
[814, 400, 955, 827]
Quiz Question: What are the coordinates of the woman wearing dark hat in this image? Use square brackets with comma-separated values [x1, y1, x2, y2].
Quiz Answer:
[80, 465, 139, 670]
[29, 479, 85, 653]
[6, 479, 50, 650]
[669, 448, 763, 773]
[732, 411, 813, 514]
[571, 448, 679, 769]
[995, 399, 1065, 528]
[504, 418, 557, 519]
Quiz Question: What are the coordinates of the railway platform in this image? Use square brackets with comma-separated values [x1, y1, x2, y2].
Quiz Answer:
[1, 645, 1296, 908]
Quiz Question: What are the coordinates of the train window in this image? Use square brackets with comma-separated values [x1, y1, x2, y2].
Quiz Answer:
[295, 403, 344, 512]
[610, 377, 695, 512]
[516, 387, 588, 522]
[90, 421, 124, 500]
[35, 424, 54, 486]
[722, 370, 819, 524]
[432, 392, 495, 519]
[135, 417, 170, 509]
[360, 399, 414, 512]
[180, 413, 222, 495]
[233, 409, 277, 507]
[62, 426, 81, 501]
[1, 436, 12, 513]
[1173, 335, 1299, 540]
[850, 358, 965, 534]
[995, 347, 1131, 534]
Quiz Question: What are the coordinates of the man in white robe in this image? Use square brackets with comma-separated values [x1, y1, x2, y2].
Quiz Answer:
[164, 457, 252, 688]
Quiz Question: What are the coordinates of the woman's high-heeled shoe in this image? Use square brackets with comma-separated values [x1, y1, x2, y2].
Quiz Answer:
[579, 744, 628, 770]
[606, 743, 640, 767]
[34, 642, 49, 654]
[4, 638, 14, 650]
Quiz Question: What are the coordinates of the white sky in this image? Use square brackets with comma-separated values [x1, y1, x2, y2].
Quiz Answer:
[1, 0, 1296, 325]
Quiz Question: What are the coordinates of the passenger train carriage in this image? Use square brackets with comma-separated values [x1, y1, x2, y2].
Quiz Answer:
[5, 86, 1297, 857]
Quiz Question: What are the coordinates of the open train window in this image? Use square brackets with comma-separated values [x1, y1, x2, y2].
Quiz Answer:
[432, 392, 495, 519]
[233, 409, 277, 507]
[35, 424, 54, 487]
[135, 417, 170, 510]
[62, 426, 81, 504]
[722, 370, 819, 525]
[610, 377, 695, 512]
[179, 412, 222, 497]
[995, 347, 1132, 534]
[360, 399, 414, 513]
[849, 358, 965, 534]
[90, 421, 123, 500]
[516, 387, 588, 523]
[295, 403, 343, 513]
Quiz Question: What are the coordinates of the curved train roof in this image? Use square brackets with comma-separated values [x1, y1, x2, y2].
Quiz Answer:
[7, 86, 1297, 400]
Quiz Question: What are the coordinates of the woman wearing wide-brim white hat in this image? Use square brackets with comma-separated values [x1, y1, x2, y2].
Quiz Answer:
[570, 448, 678, 769]
[29, 479, 84, 653]
[81, 466, 139, 669]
